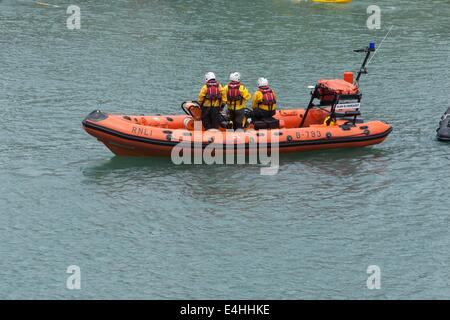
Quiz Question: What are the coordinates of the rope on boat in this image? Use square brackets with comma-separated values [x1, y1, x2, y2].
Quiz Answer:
[367, 25, 394, 66]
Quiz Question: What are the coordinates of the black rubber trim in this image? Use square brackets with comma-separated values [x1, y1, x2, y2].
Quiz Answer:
[82, 120, 393, 149]
[437, 135, 450, 141]
[85, 110, 108, 122]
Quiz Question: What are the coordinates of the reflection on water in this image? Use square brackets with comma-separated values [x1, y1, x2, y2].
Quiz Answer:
[83, 156, 174, 173]
[84, 146, 390, 178]
[81, 145, 391, 213]
[281, 146, 390, 174]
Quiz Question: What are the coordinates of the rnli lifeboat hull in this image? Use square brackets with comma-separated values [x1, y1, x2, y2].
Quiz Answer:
[82, 110, 392, 157]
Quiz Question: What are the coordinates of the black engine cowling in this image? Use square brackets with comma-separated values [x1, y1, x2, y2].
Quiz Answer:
[437, 107, 450, 141]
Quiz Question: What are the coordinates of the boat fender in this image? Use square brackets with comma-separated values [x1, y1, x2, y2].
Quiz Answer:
[287, 135, 292, 142]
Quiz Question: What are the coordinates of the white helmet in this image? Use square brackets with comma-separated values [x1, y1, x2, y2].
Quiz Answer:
[229, 72, 241, 82]
[258, 77, 269, 87]
[204, 72, 216, 83]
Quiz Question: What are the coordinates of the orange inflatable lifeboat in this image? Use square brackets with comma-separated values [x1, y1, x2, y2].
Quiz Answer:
[82, 81, 391, 157]
[82, 43, 392, 157]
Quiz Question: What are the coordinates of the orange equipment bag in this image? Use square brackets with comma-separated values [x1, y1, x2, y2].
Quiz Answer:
[316, 79, 359, 105]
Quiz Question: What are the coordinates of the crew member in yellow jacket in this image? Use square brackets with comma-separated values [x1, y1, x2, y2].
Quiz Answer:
[252, 77, 277, 121]
[222, 72, 251, 129]
[198, 72, 227, 130]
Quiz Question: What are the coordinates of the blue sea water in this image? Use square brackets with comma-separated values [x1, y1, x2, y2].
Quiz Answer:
[0, 0, 449, 299]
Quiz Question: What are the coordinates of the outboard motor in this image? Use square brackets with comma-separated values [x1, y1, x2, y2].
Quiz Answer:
[436, 107, 450, 141]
